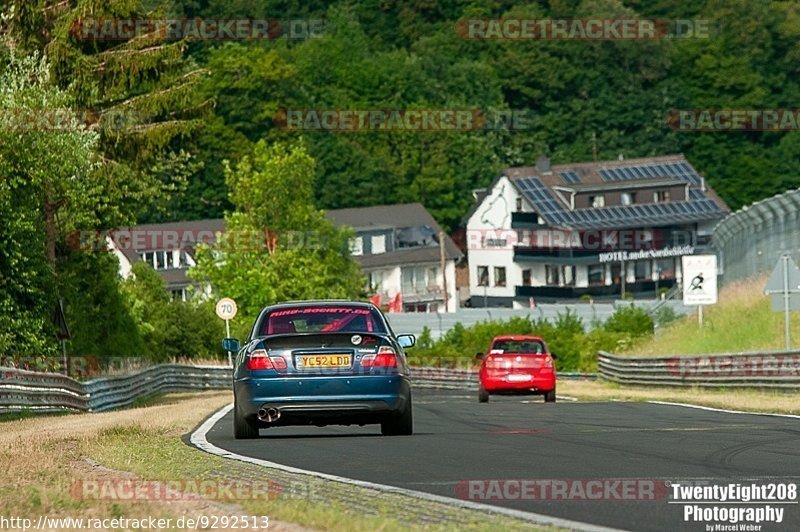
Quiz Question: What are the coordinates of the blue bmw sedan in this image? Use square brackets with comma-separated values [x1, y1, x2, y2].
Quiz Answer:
[224, 300, 414, 438]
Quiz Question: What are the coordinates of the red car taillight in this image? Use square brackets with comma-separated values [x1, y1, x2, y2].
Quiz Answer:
[361, 346, 398, 368]
[247, 349, 286, 371]
[543, 355, 553, 368]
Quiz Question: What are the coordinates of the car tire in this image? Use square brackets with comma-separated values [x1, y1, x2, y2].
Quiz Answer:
[381, 395, 413, 436]
[544, 388, 556, 403]
[478, 386, 489, 403]
[233, 401, 260, 439]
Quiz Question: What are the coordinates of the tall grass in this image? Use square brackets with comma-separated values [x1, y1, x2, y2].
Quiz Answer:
[626, 274, 800, 356]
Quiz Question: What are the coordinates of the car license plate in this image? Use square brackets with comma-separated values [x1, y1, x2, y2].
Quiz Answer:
[507, 374, 532, 382]
[297, 354, 352, 368]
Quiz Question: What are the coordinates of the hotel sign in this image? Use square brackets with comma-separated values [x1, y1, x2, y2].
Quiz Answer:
[598, 245, 694, 263]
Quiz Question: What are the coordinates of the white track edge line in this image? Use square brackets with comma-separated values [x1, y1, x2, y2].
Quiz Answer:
[190, 403, 624, 532]
[648, 401, 800, 419]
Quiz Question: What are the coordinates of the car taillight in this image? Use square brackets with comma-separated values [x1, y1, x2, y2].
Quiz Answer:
[361, 346, 398, 368]
[247, 349, 273, 371]
[544, 355, 553, 368]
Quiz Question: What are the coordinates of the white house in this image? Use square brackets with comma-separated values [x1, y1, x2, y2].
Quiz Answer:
[326, 203, 462, 313]
[466, 154, 729, 307]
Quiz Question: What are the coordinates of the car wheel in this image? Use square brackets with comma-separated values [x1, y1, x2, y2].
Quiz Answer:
[544, 388, 556, 403]
[478, 386, 489, 403]
[233, 401, 260, 439]
[381, 394, 413, 436]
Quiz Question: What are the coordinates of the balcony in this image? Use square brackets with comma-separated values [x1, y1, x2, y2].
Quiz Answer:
[515, 279, 676, 300]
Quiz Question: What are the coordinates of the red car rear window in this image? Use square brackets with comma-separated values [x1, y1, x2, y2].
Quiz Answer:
[260, 306, 387, 335]
[490, 340, 545, 354]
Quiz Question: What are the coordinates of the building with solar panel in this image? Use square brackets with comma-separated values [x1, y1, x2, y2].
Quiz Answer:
[465, 154, 729, 307]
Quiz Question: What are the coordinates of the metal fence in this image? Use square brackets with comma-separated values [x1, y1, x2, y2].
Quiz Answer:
[598, 350, 800, 388]
[713, 188, 800, 284]
[0, 364, 596, 414]
[0, 364, 230, 414]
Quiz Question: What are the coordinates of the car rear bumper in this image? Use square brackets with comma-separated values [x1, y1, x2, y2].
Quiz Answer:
[481, 373, 556, 393]
[234, 374, 410, 423]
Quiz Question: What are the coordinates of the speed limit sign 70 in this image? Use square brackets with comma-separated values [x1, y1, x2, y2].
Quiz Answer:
[216, 298, 238, 320]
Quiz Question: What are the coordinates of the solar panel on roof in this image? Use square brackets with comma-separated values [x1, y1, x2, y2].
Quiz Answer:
[560, 171, 581, 184]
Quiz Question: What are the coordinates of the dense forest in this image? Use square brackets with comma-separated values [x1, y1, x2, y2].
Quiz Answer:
[2, 0, 799, 359]
[159, 0, 800, 230]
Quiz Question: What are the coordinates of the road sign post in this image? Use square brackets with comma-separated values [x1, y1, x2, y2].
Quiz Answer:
[763, 255, 800, 350]
[682, 255, 718, 328]
[216, 297, 238, 367]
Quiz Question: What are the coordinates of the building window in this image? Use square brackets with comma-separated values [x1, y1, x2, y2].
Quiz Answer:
[588, 264, 604, 286]
[494, 267, 506, 287]
[402, 266, 435, 294]
[621, 192, 636, 206]
[515, 197, 523, 211]
[477, 266, 489, 287]
[545, 265, 560, 286]
[654, 190, 671, 203]
[427, 267, 440, 290]
[368, 271, 383, 291]
[561, 265, 575, 286]
[635, 260, 652, 280]
[589, 194, 605, 208]
[371, 234, 386, 254]
[350, 236, 363, 256]
[170, 288, 186, 301]
[522, 269, 532, 286]
[656, 258, 675, 279]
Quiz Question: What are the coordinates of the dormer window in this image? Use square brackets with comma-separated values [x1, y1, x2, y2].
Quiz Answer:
[350, 236, 363, 256]
[654, 190, 671, 203]
[589, 194, 605, 208]
[621, 192, 636, 206]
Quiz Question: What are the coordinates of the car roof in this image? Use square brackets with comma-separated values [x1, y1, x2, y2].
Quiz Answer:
[264, 300, 377, 311]
[492, 335, 545, 342]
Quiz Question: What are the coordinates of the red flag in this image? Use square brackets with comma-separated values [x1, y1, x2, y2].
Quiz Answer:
[387, 293, 403, 313]
[369, 294, 382, 307]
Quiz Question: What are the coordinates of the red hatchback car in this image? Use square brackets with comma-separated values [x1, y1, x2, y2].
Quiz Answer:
[476, 335, 557, 403]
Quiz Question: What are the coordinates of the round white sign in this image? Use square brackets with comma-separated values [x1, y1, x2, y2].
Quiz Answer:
[215, 297, 238, 320]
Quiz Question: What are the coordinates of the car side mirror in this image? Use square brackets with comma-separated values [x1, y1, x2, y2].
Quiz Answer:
[222, 337, 240, 352]
[397, 334, 415, 348]
[550, 352, 558, 360]
[475, 352, 484, 360]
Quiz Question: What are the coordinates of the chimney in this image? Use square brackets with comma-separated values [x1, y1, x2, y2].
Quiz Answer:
[700, 176, 706, 192]
[535, 155, 551, 174]
[618, 153, 624, 161]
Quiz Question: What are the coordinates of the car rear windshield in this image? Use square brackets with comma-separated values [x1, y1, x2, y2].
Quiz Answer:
[490, 340, 545, 354]
[259, 306, 388, 335]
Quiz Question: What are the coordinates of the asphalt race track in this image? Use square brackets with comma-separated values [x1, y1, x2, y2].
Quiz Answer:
[203, 389, 800, 531]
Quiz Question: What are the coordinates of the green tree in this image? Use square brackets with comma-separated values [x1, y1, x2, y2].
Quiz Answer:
[190, 140, 366, 319]
[122, 261, 223, 362]
[0, 52, 98, 354]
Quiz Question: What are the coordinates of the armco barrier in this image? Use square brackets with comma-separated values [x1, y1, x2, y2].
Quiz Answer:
[599, 350, 800, 388]
[0, 364, 596, 414]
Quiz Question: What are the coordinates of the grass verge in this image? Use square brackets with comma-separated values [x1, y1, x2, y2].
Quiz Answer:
[627, 274, 800, 356]
[559, 379, 800, 415]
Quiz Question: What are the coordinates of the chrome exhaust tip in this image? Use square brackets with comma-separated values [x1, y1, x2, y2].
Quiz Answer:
[257, 407, 281, 423]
